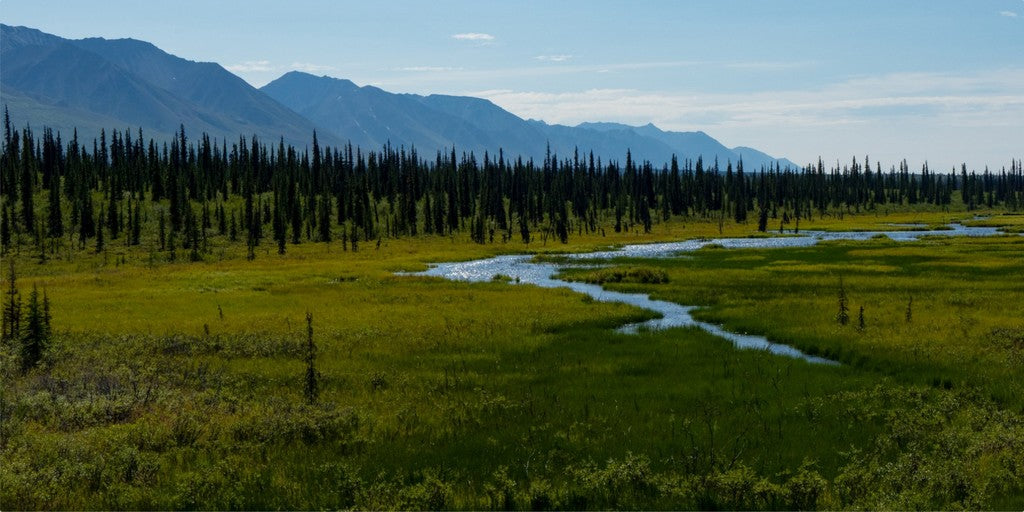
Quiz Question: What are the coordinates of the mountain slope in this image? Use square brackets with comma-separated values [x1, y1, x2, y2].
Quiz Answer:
[261, 71, 551, 157]
[2, 24, 796, 168]
[0, 24, 331, 147]
[262, 72, 796, 168]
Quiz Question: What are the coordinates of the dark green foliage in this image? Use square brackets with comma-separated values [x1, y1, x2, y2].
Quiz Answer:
[317, 195, 331, 243]
[0, 205, 10, 253]
[19, 127, 35, 238]
[107, 196, 120, 239]
[158, 209, 166, 250]
[19, 284, 51, 371]
[273, 201, 287, 254]
[2, 260, 20, 340]
[46, 169, 63, 239]
[78, 192, 95, 245]
[131, 201, 142, 245]
[836, 277, 849, 325]
[304, 312, 318, 405]
[95, 211, 105, 253]
[3, 122, 1020, 255]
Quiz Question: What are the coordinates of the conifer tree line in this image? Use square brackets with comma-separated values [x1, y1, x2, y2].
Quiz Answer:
[1, 109, 1022, 258]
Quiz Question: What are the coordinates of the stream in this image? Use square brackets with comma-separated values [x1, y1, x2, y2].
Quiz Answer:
[411, 223, 1005, 365]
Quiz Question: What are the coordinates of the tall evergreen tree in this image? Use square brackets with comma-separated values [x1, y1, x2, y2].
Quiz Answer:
[2, 261, 21, 341]
[47, 169, 63, 239]
[1, 206, 11, 252]
[303, 312, 319, 405]
[836, 277, 849, 326]
[20, 284, 49, 371]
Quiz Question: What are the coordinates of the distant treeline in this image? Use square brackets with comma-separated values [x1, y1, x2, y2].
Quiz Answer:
[2, 112, 1022, 256]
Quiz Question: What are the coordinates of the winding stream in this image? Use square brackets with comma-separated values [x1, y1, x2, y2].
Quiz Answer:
[411, 223, 1005, 365]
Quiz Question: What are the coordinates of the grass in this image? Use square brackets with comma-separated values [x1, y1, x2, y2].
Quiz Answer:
[2, 207, 1023, 509]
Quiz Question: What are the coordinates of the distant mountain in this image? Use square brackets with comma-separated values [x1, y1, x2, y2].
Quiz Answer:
[0, 24, 332, 147]
[261, 71, 551, 158]
[2, 24, 797, 169]
[263, 72, 795, 169]
[731, 146, 802, 170]
[575, 122, 799, 169]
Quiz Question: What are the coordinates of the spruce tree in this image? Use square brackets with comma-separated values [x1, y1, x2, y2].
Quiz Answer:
[19, 135, 35, 239]
[1, 206, 10, 253]
[95, 212, 105, 254]
[273, 200, 287, 254]
[131, 202, 142, 245]
[2, 260, 21, 341]
[47, 170, 63, 239]
[303, 312, 319, 405]
[158, 209, 166, 250]
[318, 195, 331, 242]
[836, 277, 849, 325]
[229, 211, 238, 242]
[20, 284, 48, 371]
[107, 197, 119, 239]
[79, 193, 95, 246]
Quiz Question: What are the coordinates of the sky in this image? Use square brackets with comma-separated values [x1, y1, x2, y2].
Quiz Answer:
[2, 0, 1022, 169]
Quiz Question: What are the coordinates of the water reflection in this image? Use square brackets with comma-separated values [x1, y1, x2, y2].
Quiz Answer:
[412, 224, 1006, 365]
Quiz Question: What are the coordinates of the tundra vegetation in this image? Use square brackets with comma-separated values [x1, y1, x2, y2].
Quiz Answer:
[1, 119, 1023, 509]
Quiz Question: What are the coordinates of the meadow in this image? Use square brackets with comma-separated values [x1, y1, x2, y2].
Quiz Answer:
[2, 208, 1023, 509]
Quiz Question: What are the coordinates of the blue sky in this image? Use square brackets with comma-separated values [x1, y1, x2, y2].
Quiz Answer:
[2, 0, 1022, 169]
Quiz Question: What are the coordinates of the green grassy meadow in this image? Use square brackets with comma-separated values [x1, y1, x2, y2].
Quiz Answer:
[2, 209, 1024, 509]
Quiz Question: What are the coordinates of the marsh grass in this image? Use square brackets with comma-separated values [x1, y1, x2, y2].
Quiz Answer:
[2, 209, 1023, 509]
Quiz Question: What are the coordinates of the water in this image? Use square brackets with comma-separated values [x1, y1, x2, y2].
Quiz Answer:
[411, 223, 1007, 365]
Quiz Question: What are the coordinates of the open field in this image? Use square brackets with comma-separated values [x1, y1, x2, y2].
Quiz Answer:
[2, 209, 1024, 509]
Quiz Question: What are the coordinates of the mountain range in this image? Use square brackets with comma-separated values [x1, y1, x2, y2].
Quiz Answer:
[1, 24, 798, 169]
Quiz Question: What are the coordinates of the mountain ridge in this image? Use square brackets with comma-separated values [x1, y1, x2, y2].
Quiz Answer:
[2, 24, 797, 169]
[1, 24, 336, 147]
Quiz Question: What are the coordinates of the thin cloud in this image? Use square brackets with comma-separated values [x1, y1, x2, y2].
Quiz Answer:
[225, 60, 274, 72]
[290, 62, 335, 73]
[535, 54, 573, 62]
[723, 60, 815, 70]
[371, 60, 704, 89]
[398, 66, 463, 72]
[452, 32, 494, 41]
[1000, 10, 1018, 17]
[475, 68, 1024, 135]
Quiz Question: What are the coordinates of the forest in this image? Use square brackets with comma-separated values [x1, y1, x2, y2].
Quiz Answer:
[2, 110, 1022, 260]
[2, 114, 1024, 510]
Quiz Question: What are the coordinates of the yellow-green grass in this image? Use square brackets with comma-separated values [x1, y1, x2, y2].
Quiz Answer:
[3, 207, 1024, 509]
[564, 235, 1024, 407]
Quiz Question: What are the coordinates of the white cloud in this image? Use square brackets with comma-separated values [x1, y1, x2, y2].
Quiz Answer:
[476, 70, 1024, 127]
[473, 69, 1024, 168]
[398, 66, 463, 72]
[371, 60, 705, 90]
[452, 32, 494, 41]
[1000, 10, 1018, 17]
[535, 54, 573, 62]
[723, 60, 815, 70]
[225, 60, 274, 72]
[290, 62, 335, 73]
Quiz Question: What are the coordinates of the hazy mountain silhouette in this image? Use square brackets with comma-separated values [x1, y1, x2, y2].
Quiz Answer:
[1, 24, 333, 147]
[263, 72, 795, 168]
[2, 24, 795, 168]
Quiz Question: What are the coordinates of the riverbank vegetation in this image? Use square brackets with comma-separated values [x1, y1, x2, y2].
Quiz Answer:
[2, 121, 1023, 509]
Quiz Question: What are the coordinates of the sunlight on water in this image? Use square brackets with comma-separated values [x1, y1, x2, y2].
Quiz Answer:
[412, 224, 1007, 365]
